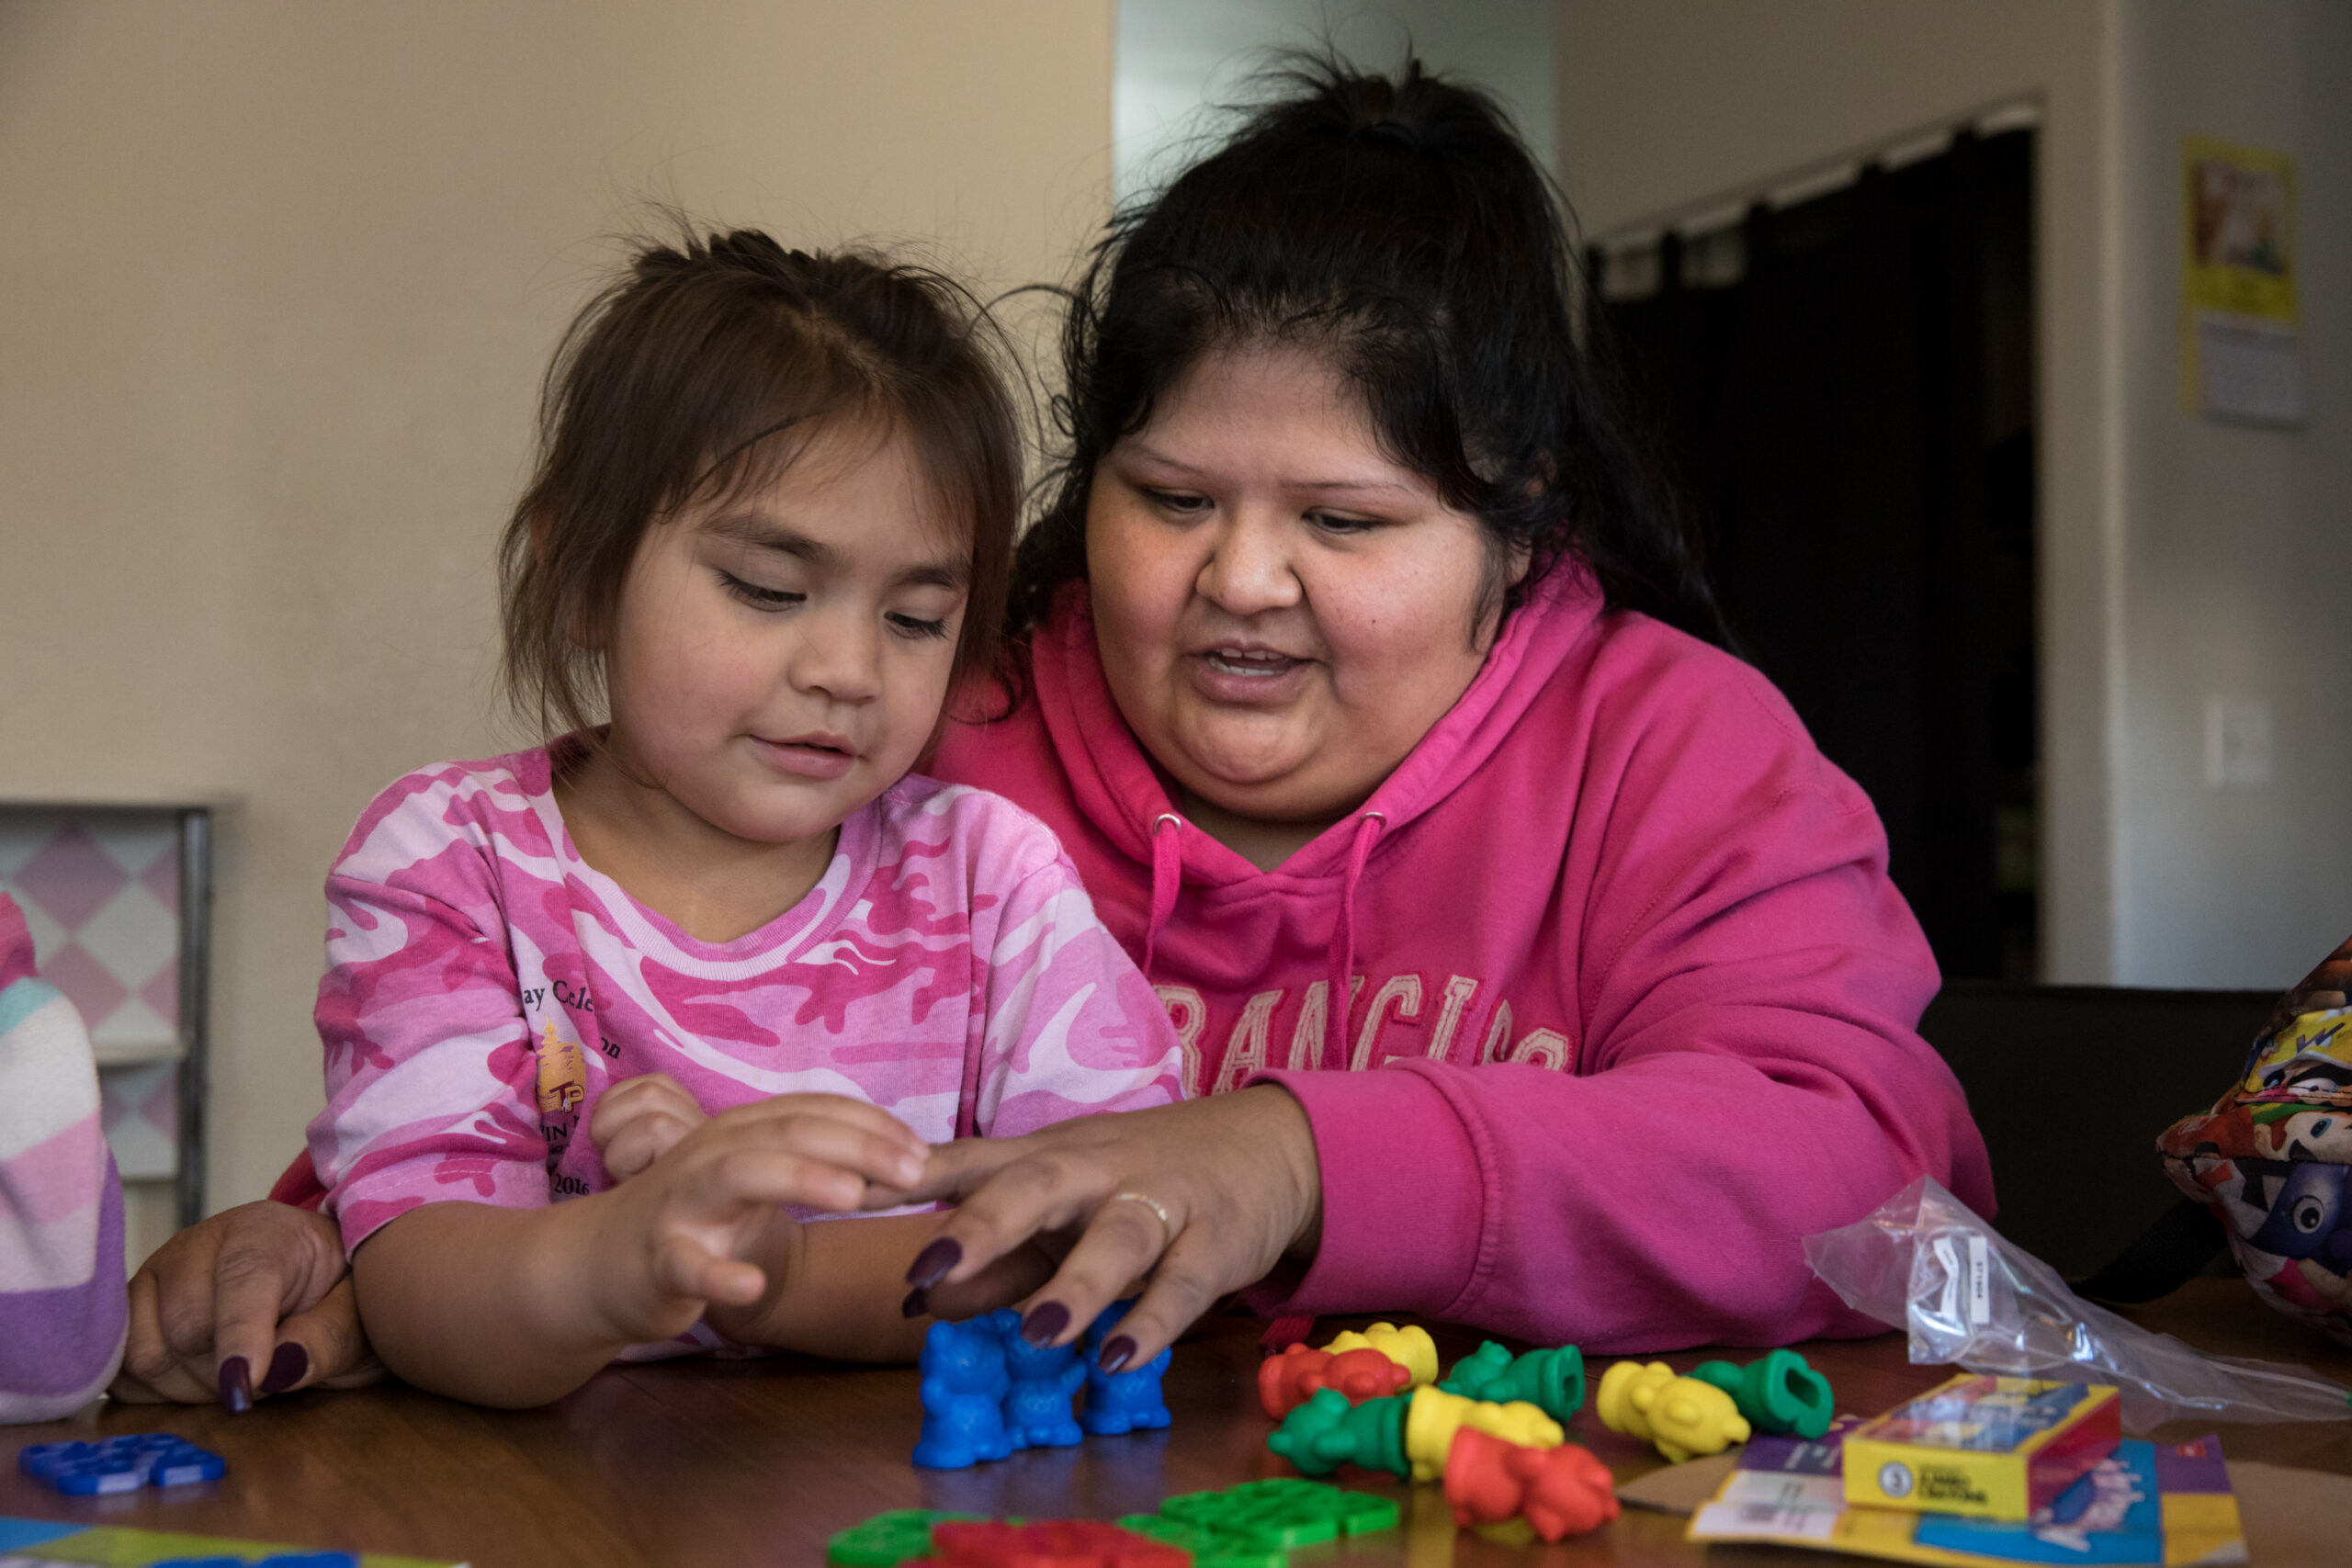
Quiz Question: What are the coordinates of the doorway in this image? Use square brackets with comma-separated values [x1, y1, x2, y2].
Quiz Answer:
[1597, 127, 2039, 981]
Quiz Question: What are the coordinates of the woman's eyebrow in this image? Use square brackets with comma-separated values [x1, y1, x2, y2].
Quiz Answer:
[1121, 443, 1415, 498]
[1292, 478, 1417, 498]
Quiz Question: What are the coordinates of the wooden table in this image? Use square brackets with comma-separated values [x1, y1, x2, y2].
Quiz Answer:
[5, 1280, 2347, 1566]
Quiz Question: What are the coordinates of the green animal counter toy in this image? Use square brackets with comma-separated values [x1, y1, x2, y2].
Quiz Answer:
[1434, 1340, 1587, 1423]
[1266, 1387, 1410, 1478]
[1688, 1348, 1835, 1439]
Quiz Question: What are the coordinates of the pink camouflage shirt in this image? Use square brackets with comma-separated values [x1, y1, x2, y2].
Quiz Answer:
[306, 745, 1183, 1259]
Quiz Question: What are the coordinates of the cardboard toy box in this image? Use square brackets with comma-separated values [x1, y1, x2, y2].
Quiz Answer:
[1840, 1375, 2121, 1521]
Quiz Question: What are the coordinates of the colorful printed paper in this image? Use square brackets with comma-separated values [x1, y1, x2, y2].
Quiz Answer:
[0, 1517, 458, 1568]
[2180, 135, 2302, 423]
[1688, 1429, 2245, 1566]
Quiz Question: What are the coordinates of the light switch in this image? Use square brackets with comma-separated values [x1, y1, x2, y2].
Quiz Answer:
[2205, 696, 2274, 787]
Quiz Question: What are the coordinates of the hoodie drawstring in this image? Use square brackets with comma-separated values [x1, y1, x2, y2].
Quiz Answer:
[1141, 812, 1184, 983]
[1326, 811, 1386, 1067]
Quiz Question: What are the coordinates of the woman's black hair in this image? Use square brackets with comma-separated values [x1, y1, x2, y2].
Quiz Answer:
[1011, 54, 1728, 649]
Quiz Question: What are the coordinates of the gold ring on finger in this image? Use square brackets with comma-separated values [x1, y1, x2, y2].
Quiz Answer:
[1108, 1190, 1175, 1249]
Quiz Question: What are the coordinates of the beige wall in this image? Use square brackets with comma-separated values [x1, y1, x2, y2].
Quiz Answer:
[0, 0, 1115, 1244]
[2109, 0, 2352, 985]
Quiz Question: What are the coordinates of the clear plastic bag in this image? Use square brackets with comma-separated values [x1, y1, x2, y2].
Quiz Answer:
[1803, 1177, 2352, 1430]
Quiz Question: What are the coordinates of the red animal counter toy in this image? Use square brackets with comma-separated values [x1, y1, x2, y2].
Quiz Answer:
[1442, 1427, 1622, 1544]
[1257, 1343, 1413, 1418]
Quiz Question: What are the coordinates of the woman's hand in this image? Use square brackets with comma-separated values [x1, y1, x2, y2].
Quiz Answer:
[592, 1071, 707, 1179]
[586, 1094, 929, 1343]
[894, 1086, 1323, 1371]
[112, 1201, 384, 1409]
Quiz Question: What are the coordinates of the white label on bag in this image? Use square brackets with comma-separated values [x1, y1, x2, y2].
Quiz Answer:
[1968, 1234, 1992, 1325]
[1933, 1236, 1962, 1325]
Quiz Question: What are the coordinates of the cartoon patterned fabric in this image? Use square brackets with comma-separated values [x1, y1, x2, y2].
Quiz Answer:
[2159, 933, 2352, 1346]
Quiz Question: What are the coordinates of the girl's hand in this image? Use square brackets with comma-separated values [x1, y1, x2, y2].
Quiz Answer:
[592, 1072, 707, 1179]
[892, 1086, 1323, 1371]
[588, 1094, 928, 1344]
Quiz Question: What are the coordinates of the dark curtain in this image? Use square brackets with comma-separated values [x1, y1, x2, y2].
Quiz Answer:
[1601, 129, 2037, 980]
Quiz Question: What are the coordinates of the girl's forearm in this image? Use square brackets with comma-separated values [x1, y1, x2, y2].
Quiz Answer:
[350, 1200, 635, 1406]
[719, 1211, 949, 1362]
[357, 1204, 987, 1397]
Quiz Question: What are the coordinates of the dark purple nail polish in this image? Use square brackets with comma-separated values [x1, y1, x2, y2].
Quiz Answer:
[901, 1288, 930, 1319]
[906, 1237, 961, 1289]
[258, 1341, 309, 1395]
[1098, 1335, 1136, 1375]
[218, 1355, 254, 1415]
[1021, 1301, 1070, 1347]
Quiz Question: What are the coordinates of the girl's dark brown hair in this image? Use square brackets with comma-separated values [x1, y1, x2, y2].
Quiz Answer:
[499, 229, 1020, 743]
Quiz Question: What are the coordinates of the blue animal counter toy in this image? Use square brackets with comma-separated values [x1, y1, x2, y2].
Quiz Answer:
[913, 1301, 1170, 1469]
[1002, 1318, 1086, 1449]
[911, 1309, 1019, 1469]
[1079, 1299, 1170, 1437]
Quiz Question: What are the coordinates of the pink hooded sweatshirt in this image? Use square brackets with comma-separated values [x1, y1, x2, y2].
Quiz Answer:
[928, 570, 1996, 1352]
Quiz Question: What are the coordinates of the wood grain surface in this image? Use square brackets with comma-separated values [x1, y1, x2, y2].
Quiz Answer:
[4, 1280, 2346, 1566]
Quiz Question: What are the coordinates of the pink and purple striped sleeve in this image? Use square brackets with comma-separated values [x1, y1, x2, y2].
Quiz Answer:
[0, 893, 128, 1422]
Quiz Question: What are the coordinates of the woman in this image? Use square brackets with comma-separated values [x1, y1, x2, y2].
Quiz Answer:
[117, 59, 1990, 1408]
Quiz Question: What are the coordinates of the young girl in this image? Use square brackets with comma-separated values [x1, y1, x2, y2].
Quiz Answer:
[309, 231, 1182, 1408]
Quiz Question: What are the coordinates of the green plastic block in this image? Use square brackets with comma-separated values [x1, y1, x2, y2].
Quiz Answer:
[825, 1509, 983, 1567]
[1331, 1490, 1401, 1535]
[1148, 1477, 1395, 1559]
[1117, 1514, 1285, 1568]
[1169, 1492, 1338, 1551]
[1245, 1505, 1340, 1550]
[1222, 1477, 1337, 1503]
[1159, 1490, 1230, 1524]
[1217, 1510, 1333, 1552]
